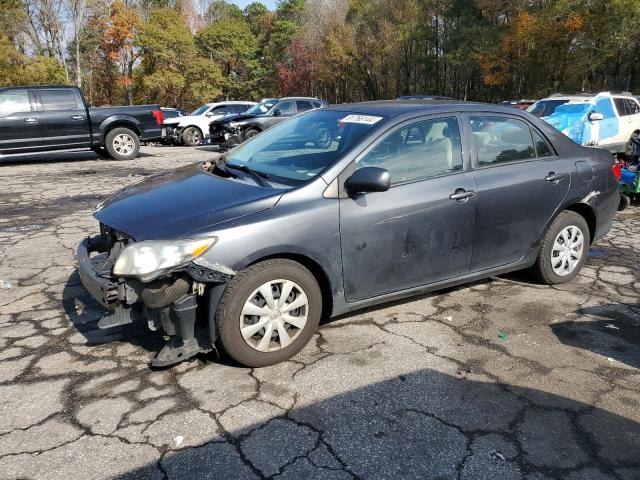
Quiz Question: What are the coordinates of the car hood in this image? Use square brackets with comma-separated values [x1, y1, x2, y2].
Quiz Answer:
[94, 163, 284, 240]
[216, 113, 264, 125]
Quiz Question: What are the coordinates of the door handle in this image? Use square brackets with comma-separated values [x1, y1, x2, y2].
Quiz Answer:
[545, 172, 564, 183]
[24, 117, 38, 124]
[449, 189, 476, 201]
[71, 115, 84, 121]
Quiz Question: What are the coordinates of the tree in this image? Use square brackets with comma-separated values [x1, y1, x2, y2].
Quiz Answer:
[101, 0, 141, 104]
[205, 0, 243, 24]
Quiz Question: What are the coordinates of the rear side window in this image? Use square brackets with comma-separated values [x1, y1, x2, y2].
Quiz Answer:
[470, 116, 535, 166]
[358, 117, 463, 185]
[0, 90, 31, 117]
[39, 89, 78, 111]
[532, 130, 553, 157]
[625, 99, 640, 115]
[297, 100, 314, 112]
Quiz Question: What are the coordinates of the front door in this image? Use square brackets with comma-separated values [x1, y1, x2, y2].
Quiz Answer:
[340, 116, 477, 301]
[0, 89, 42, 154]
[35, 88, 90, 148]
[467, 114, 571, 271]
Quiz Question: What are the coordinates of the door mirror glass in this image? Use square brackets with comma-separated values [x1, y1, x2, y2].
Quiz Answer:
[588, 112, 604, 121]
[344, 167, 391, 195]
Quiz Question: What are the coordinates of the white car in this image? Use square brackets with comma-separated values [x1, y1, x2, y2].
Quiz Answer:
[164, 101, 256, 146]
[528, 92, 640, 152]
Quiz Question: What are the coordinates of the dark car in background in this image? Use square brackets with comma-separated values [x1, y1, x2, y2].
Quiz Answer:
[0, 85, 163, 161]
[500, 99, 536, 110]
[78, 101, 618, 368]
[209, 97, 328, 148]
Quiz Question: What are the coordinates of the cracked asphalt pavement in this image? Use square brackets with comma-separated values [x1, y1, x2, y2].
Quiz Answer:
[1, 146, 639, 480]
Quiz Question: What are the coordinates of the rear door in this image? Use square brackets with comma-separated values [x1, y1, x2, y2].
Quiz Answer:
[35, 88, 90, 148]
[339, 115, 477, 300]
[0, 89, 42, 154]
[466, 114, 571, 271]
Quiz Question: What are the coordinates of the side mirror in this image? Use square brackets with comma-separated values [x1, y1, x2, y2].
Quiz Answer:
[588, 112, 604, 122]
[344, 167, 391, 195]
[206, 112, 214, 117]
[273, 109, 282, 117]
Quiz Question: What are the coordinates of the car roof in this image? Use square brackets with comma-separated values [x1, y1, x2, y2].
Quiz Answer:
[206, 101, 257, 106]
[279, 97, 323, 101]
[541, 92, 637, 101]
[324, 99, 505, 117]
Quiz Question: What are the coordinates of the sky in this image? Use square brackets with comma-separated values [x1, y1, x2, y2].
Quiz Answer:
[230, 0, 279, 10]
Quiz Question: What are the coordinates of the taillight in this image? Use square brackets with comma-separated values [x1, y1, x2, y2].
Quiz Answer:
[152, 110, 164, 125]
[612, 164, 622, 181]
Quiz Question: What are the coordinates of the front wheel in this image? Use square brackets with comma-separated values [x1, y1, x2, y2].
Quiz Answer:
[105, 127, 140, 160]
[215, 259, 322, 367]
[244, 128, 261, 141]
[181, 126, 203, 146]
[530, 211, 590, 285]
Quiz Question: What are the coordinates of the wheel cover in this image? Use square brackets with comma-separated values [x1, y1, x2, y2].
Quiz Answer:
[239, 279, 309, 352]
[246, 130, 258, 139]
[113, 134, 135, 155]
[550, 225, 585, 276]
[186, 128, 201, 145]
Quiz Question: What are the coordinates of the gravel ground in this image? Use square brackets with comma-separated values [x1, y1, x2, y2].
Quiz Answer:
[0, 145, 639, 480]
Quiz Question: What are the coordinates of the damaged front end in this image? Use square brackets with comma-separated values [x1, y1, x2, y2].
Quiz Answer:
[209, 121, 245, 148]
[77, 224, 232, 367]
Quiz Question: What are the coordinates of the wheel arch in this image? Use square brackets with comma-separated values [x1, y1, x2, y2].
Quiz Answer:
[563, 203, 597, 245]
[245, 252, 334, 320]
[101, 119, 141, 143]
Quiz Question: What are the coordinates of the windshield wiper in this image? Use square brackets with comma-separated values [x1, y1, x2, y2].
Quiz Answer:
[224, 162, 271, 187]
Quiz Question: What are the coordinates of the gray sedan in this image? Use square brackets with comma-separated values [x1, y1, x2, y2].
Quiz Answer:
[78, 101, 619, 367]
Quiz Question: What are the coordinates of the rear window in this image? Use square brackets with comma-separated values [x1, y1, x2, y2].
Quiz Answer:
[39, 89, 78, 111]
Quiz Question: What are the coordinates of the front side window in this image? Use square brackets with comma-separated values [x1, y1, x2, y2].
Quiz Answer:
[0, 90, 31, 117]
[273, 101, 293, 116]
[225, 110, 384, 183]
[211, 106, 227, 115]
[595, 98, 616, 119]
[357, 117, 463, 185]
[39, 89, 78, 111]
[470, 116, 535, 166]
[614, 98, 629, 116]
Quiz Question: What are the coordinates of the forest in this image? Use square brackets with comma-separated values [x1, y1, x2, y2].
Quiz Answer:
[1, 0, 639, 108]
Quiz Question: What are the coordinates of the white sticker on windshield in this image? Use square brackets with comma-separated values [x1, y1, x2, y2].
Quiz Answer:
[339, 114, 383, 125]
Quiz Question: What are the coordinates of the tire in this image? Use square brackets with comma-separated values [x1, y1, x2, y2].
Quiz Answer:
[215, 259, 322, 367]
[105, 127, 140, 161]
[181, 126, 203, 146]
[91, 146, 110, 158]
[530, 211, 590, 285]
[244, 128, 261, 141]
[314, 125, 333, 149]
[618, 193, 630, 211]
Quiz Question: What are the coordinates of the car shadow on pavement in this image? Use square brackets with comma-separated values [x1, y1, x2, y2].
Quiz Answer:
[552, 303, 640, 369]
[62, 269, 164, 354]
[114, 368, 640, 479]
[0, 150, 153, 166]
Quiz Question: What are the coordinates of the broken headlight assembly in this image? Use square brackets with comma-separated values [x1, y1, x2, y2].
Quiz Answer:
[113, 237, 217, 282]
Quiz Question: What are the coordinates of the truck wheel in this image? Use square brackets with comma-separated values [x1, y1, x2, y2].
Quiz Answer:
[244, 128, 261, 141]
[618, 193, 630, 211]
[181, 127, 202, 146]
[215, 259, 322, 367]
[105, 127, 140, 161]
[530, 211, 589, 285]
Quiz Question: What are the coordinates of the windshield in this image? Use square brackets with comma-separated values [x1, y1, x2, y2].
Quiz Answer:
[527, 100, 570, 117]
[225, 110, 385, 183]
[190, 104, 211, 116]
[551, 103, 592, 116]
[246, 101, 278, 115]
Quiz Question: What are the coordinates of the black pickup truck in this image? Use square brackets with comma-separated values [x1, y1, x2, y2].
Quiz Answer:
[0, 85, 163, 161]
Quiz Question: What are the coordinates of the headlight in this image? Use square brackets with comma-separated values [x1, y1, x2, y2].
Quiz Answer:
[113, 237, 217, 281]
[228, 121, 245, 129]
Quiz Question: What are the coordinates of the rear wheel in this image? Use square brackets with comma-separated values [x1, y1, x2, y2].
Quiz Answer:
[215, 259, 322, 367]
[530, 211, 589, 284]
[105, 127, 140, 161]
[181, 126, 203, 146]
